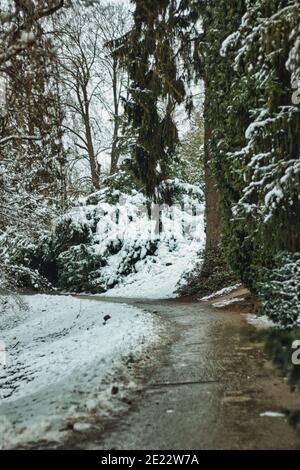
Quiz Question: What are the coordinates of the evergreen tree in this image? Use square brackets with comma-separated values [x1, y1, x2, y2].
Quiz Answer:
[197, 1, 246, 291]
[117, 0, 241, 292]
[216, 0, 300, 297]
[113, 0, 202, 199]
[0, 2, 66, 290]
[172, 112, 204, 188]
[3, 32, 65, 203]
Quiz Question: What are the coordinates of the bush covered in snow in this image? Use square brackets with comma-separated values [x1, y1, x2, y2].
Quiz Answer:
[259, 252, 300, 328]
[0, 218, 55, 293]
[18, 179, 204, 294]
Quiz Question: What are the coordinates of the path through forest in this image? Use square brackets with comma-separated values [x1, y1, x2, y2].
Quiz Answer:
[70, 296, 300, 450]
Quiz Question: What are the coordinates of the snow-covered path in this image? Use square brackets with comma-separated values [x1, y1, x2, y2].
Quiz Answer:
[86, 298, 300, 451]
[1, 294, 300, 450]
[0, 295, 159, 449]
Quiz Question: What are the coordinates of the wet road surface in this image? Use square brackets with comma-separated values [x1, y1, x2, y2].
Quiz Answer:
[74, 297, 300, 450]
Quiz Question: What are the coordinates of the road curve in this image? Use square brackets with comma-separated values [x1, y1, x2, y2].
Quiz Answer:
[73, 297, 300, 450]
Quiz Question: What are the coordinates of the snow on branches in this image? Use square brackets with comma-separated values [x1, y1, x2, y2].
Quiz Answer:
[222, 0, 300, 237]
[0, 1, 64, 69]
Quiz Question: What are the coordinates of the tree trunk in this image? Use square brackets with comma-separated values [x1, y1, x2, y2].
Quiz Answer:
[85, 118, 100, 190]
[110, 132, 120, 175]
[110, 60, 120, 175]
[82, 88, 100, 190]
[203, 124, 221, 250]
[196, 99, 236, 296]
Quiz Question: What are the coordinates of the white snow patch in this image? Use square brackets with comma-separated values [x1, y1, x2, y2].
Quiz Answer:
[20, 31, 35, 44]
[212, 297, 245, 309]
[260, 411, 286, 418]
[201, 284, 242, 301]
[59, 185, 205, 298]
[0, 294, 157, 448]
[220, 31, 239, 57]
[73, 422, 92, 433]
[103, 239, 204, 299]
[246, 314, 276, 329]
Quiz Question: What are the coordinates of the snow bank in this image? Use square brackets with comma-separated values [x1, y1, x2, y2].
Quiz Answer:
[103, 239, 203, 299]
[0, 294, 158, 448]
[260, 411, 286, 418]
[49, 183, 205, 299]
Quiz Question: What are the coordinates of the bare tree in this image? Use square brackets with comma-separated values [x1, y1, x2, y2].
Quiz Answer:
[94, 3, 130, 176]
[57, 12, 102, 190]
[55, 1, 129, 192]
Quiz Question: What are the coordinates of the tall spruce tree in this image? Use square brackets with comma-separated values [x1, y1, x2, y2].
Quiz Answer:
[195, 1, 246, 292]
[219, 0, 300, 324]
[197, 0, 300, 317]
[117, 0, 242, 292]
[113, 0, 202, 199]
[112, 0, 300, 307]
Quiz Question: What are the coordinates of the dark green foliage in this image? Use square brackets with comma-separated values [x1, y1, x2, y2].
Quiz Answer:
[171, 113, 205, 188]
[202, 1, 300, 301]
[199, 0, 249, 279]
[53, 217, 93, 254]
[258, 252, 300, 328]
[158, 179, 204, 206]
[115, 0, 202, 198]
[264, 327, 300, 392]
[287, 410, 300, 434]
[57, 245, 107, 293]
[96, 169, 141, 203]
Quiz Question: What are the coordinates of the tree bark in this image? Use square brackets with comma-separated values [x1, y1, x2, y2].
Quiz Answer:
[110, 60, 120, 175]
[194, 100, 236, 296]
[82, 87, 100, 190]
[203, 124, 221, 250]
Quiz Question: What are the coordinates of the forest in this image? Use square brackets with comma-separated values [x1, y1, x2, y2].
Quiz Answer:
[0, 0, 300, 452]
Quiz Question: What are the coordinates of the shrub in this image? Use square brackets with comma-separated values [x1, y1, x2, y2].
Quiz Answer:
[259, 252, 300, 328]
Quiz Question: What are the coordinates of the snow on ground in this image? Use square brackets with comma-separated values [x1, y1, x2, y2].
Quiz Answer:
[57, 183, 205, 299]
[245, 314, 277, 329]
[103, 239, 203, 299]
[0, 294, 158, 448]
[260, 411, 286, 418]
[96, 193, 206, 299]
[200, 284, 242, 301]
[212, 297, 246, 308]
